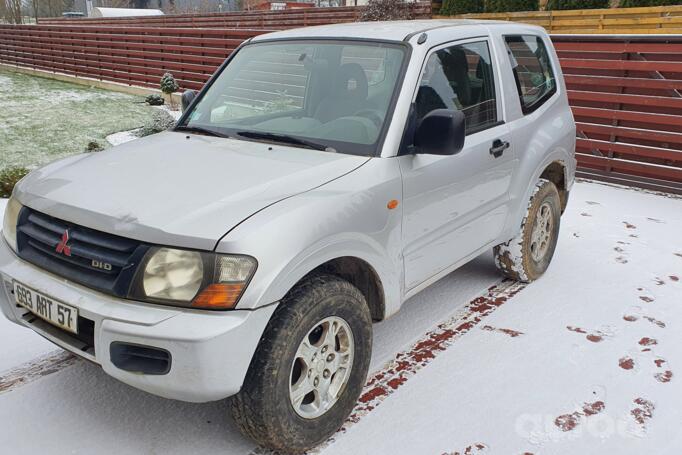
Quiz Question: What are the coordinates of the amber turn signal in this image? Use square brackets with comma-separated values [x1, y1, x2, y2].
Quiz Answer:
[387, 199, 399, 210]
[192, 283, 245, 309]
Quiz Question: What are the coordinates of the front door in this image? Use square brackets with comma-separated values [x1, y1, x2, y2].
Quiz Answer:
[399, 38, 517, 290]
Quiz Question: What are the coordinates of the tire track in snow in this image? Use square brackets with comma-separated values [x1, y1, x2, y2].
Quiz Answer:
[250, 280, 526, 455]
[0, 350, 77, 394]
[348, 281, 525, 416]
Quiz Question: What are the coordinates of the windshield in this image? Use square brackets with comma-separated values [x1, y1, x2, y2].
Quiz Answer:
[180, 40, 407, 156]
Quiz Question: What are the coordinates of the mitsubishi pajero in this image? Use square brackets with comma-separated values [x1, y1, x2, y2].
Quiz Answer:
[1, 20, 575, 452]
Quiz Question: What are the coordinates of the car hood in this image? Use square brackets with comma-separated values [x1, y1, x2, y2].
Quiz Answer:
[15, 132, 370, 250]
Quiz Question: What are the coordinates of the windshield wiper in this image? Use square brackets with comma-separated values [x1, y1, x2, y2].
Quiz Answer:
[236, 131, 336, 153]
[175, 125, 230, 138]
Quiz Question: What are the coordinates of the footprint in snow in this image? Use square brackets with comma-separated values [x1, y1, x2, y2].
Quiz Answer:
[617, 337, 672, 383]
[585, 201, 600, 205]
[614, 241, 630, 263]
[623, 221, 637, 229]
[623, 307, 666, 328]
[639, 337, 658, 347]
[440, 443, 488, 455]
[631, 397, 655, 430]
[646, 217, 665, 224]
[619, 356, 635, 370]
[636, 287, 655, 303]
[554, 400, 606, 432]
[652, 358, 673, 383]
[567, 325, 614, 343]
[644, 316, 666, 328]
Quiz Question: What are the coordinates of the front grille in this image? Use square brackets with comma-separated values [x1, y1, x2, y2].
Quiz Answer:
[16, 208, 148, 297]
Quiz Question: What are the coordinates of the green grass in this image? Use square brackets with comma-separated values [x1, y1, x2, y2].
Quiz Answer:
[0, 69, 157, 169]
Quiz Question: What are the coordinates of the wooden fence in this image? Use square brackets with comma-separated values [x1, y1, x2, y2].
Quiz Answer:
[0, 27, 680, 192]
[435, 5, 682, 34]
[0, 25, 268, 90]
[37, 4, 431, 28]
[555, 35, 682, 193]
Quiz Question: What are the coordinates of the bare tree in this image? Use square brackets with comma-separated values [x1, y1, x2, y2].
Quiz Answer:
[107, 0, 136, 7]
[2, 0, 23, 23]
[5, 0, 23, 24]
[27, 0, 80, 19]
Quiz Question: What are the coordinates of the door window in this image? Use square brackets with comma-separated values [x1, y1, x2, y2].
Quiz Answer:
[505, 35, 556, 114]
[415, 41, 498, 135]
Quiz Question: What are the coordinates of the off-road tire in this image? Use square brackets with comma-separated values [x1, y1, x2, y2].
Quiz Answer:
[493, 179, 561, 282]
[229, 274, 372, 454]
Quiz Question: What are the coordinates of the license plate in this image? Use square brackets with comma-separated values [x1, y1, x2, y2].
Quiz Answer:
[13, 281, 78, 334]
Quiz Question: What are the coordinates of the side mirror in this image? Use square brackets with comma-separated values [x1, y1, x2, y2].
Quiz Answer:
[414, 109, 465, 156]
[181, 90, 197, 112]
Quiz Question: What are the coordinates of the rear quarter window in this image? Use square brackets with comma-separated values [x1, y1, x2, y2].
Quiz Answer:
[504, 35, 557, 115]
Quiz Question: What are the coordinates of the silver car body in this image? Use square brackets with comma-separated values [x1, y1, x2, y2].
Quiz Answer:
[0, 20, 575, 402]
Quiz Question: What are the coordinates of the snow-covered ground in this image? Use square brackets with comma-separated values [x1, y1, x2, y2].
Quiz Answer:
[0, 180, 680, 454]
[0, 69, 157, 169]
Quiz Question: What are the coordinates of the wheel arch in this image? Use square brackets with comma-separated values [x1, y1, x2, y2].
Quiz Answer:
[539, 160, 569, 213]
[505, 149, 574, 242]
[297, 256, 386, 322]
[243, 239, 400, 322]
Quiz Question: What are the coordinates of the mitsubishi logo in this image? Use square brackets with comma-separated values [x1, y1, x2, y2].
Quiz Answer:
[56, 230, 72, 257]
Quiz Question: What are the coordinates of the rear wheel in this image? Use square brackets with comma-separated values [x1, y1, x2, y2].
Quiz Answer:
[230, 274, 372, 453]
[494, 179, 561, 282]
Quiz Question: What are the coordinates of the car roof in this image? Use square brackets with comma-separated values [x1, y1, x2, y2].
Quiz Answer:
[251, 19, 520, 43]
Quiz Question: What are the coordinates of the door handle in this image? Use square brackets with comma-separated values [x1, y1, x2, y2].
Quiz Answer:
[489, 139, 510, 158]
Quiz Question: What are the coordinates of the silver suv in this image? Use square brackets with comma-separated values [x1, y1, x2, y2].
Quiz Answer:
[1, 20, 575, 452]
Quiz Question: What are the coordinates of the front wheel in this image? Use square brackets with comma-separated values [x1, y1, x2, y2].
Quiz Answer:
[230, 274, 372, 453]
[494, 178, 561, 282]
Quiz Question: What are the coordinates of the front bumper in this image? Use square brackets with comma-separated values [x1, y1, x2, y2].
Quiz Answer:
[0, 238, 276, 403]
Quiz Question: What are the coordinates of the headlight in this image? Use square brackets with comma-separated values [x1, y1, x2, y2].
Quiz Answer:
[132, 247, 257, 310]
[2, 197, 22, 252]
[143, 248, 204, 301]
